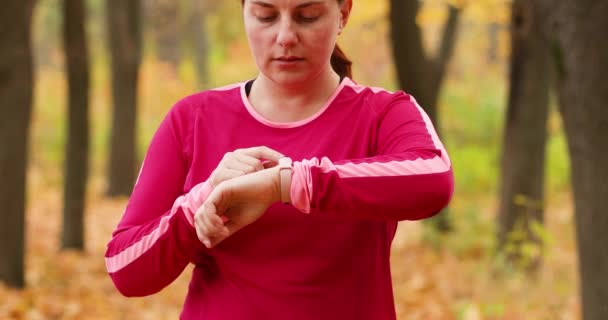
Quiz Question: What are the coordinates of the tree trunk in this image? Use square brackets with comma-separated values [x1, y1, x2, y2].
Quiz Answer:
[536, 0, 608, 318]
[62, 0, 90, 250]
[389, 0, 460, 126]
[487, 22, 501, 64]
[389, 0, 461, 232]
[0, 0, 36, 288]
[427, 4, 461, 124]
[106, 0, 141, 196]
[389, 0, 430, 114]
[185, 0, 210, 88]
[497, 0, 550, 271]
[148, 0, 180, 68]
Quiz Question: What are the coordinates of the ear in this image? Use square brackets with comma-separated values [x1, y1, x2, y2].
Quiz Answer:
[338, 0, 352, 34]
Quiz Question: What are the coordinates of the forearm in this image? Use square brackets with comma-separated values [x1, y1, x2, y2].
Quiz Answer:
[285, 94, 455, 221]
[289, 151, 454, 221]
[105, 181, 212, 296]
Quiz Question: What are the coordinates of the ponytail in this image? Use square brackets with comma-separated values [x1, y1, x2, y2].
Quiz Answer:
[330, 44, 352, 79]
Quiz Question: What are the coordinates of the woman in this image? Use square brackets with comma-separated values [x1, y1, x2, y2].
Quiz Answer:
[105, 0, 454, 319]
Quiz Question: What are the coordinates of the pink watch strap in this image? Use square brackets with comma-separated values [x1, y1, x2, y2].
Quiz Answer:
[278, 157, 293, 204]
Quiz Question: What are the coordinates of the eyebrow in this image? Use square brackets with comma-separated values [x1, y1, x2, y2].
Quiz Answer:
[250, 1, 325, 9]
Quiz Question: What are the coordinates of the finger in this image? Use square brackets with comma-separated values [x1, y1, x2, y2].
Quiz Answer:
[208, 187, 232, 236]
[234, 154, 265, 172]
[204, 183, 230, 224]
[199, 223, 221, 249]
[205, 220, 230, 248]
[195, 202, 223, 245]
[208, 233, 228, 248]
[208, 210, 225, 228]
[202, 211, 224, 237]
[224, 155, 258, 174]
[201, 204, 224, 237]
[211, 168, 246, 186]
[218, 218, 230, 237]
[240, 146, 284, 163]
[262, 159, 278, 169]
[221, 151, 234, 163]
[194, 223, 206, 245]
[205, 226, 230, 248]
[194, 212, 212, 247]
[221, 220, 240, 239]
[201, 211, 230, 248]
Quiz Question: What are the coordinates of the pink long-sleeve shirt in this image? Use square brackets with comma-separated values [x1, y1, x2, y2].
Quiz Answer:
[105, 77, 454, 320]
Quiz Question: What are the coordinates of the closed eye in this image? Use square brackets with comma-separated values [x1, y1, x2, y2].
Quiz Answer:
[257, 15, 277, 22]
[296, 15, 320, 23]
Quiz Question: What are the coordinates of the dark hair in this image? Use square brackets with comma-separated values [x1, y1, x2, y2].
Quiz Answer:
[241, 0, 353, 79]
[331, 44, 352, 79]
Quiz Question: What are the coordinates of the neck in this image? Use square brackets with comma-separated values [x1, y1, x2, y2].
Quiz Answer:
[248, 68, 342, 123]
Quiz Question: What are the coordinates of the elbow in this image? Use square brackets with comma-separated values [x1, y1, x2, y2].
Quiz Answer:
[109, 271, 141, 297]
[436, 168, 454, 211]
[402, 168, 454, 221]
[113, 281, 140, 298]
[105, 251, 163, 297]
[105, 244, 148, 297]
[109, 272, 137, 297]
[427, 168, 454, 218]
[109, 271, 161, 297]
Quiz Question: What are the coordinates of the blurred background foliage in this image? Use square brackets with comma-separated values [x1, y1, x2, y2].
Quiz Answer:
[31, 0, 570, 197]
[1, 0, 582, 319]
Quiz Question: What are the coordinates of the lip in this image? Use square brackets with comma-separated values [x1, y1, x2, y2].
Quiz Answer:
[275, 56, 304, 62]
[273, 56, 304, 69]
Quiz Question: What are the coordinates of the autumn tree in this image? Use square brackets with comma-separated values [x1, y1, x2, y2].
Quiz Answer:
[61, 0, 90, 249]
[0, 0, 36, 288]
[389, 0, 461, 231]
[183, 0, 211, 88]
[533, 0, 608, 318]
[106, 0, 142, 196]
[389, 0, 460, 126]
[146, 0, 180, 68]
[497, 0, 551, 270]
[486, 22, 501, 64]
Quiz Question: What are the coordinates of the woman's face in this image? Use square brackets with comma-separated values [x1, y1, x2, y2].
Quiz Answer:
[243, 0, 350, 86]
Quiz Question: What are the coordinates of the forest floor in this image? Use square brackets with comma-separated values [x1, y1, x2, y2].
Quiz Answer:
[1, 173, 579, 320]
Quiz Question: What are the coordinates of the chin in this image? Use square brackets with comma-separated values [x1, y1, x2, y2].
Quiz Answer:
[268, 67, 327, 86]
[268, 72, 312, 87]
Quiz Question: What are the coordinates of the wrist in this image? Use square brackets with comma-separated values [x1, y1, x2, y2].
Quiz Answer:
[278, 157, 293, 204]
[263, 166, 281, 203]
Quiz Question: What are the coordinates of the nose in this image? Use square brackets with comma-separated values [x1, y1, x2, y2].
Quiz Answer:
[276, 18, 298, 48]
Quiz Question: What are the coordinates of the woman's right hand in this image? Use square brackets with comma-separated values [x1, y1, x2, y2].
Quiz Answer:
[208, 146, 284, 188]
[195, 166, 281, 248]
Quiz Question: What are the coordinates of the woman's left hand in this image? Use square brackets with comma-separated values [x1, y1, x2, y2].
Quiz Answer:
[194, 166, 281, 248]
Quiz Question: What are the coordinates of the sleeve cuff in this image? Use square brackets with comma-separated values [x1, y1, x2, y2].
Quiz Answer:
[291, 160, 312, 213]
[179, 180, 214, 226]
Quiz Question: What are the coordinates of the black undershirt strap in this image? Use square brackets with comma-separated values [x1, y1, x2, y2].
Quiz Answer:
[244, 76, 345, 97]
